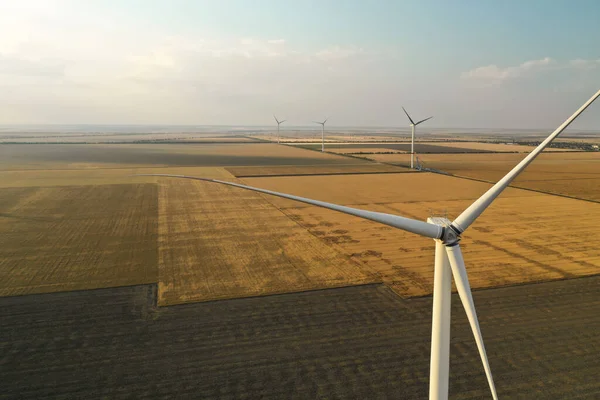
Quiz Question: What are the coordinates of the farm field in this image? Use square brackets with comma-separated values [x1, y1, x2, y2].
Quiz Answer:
[415, 152, 600, 202]
[2, 279, 600, 399]
[226, 163, 408, 177]
[298, 143, 494, 153]
[0, 143, 364, 170]
[156, 175, 377, 305]
[428, 141, 577, 152]
[243, 173, 600, 297]
[0, 133, 258, 143]
[0, 183, 157, 296]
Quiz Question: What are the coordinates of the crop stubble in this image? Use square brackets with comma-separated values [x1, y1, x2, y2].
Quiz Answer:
[243, 173, 600, 297]
[0, 183, 158, 296]
[156, 173, 377, 305]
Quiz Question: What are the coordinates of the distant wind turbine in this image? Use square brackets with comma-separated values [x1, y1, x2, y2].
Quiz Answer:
[403, 107, 433, 169]
[132, 88, 600, 400]
[273, 115, 286, 144]
[313, 118, 328, 152]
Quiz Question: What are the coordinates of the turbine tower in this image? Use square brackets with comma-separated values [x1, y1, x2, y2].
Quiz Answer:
[273, 115, 286, 144]
[403, 107, 433, 169]
[313, 118, 328, 152]
[134, 88, 600, 400]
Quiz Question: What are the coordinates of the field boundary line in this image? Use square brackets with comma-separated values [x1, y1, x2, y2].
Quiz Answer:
[233, 171, 413, 178]
[159, 282, 385, 307]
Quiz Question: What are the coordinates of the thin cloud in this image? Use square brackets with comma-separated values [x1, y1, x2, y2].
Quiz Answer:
[461, 57, 554, 84]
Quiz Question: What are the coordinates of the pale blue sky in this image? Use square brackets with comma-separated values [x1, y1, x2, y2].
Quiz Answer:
[0, 0, 598, 129]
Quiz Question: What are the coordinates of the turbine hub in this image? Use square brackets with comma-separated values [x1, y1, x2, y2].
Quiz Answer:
[427, 216, 461, 245]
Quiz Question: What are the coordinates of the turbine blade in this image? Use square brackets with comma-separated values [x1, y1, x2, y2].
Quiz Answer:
[323, 117, 329, 124]
[274, 115, 279, 123]
[280, 120, 286, 124]
[445, 244, 498, 400]
[452, 88, 600, 232]
[415, 116, 433, 126]
[402, 107, 415, 125]
[132, 174, 443, 239]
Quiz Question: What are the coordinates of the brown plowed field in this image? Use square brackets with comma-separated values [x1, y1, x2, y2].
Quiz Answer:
[2, 280, 600, 399]
[0, 143, 363, 170]
[226, 163, 408, 177]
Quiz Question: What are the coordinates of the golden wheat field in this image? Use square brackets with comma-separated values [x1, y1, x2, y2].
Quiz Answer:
[0, 183, 158, 296]
[416, 152, 600, 201]
[243, 173, 600, 297]
[155, 175, 377, 305]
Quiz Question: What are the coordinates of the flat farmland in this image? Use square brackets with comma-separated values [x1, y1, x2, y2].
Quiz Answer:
[226, 163, 408, 177]
[2, 279, 600, 399]
[428, 141, 576, 152]
[299, 143, 493, 153]
[156, 176, 377, 305]
[417, 152, 600, 201]
[243, 173, 600, 297]
[0, 184, 157, 296]
[0, 143, 364, 170]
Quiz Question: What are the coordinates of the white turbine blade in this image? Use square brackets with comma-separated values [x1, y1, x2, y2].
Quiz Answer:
[323, 117, 329, 124]
[445, 244, 498, 400]
[280, 120, 286, 124]
[415, 116, 433, 126]
[402, 107, 415, 125]
[274, 115, 279, 124]
[452, 88, 600, 233]
[132, 174, 443, 239]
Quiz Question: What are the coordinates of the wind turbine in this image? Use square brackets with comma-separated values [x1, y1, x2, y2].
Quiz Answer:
[273, 115, 286, 144]
[134, 89, 600, 400]
[403, 107, 433, 169]
[313, 118, 328, 152]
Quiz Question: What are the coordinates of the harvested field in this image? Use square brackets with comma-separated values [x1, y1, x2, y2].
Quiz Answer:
[243, 173, 600, 297]
[328, 147, 409, 154]
[417, 152, 600, 202]
[0, 184, 157, 296]
[0, 166, 235, 188]
[299, 143, 494, 153]
[156, 175, 377, 305]
[2, 279, 600, 399]
[0, 143, 362, 170]
[226, 163, 408, 177]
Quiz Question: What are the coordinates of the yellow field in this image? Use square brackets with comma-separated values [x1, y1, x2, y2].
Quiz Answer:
[243, 173, 600, 297]
[416, 152, 600, 201]
[0, 183, 158, 296]
[155, 174, 378, 305]
[226, 163, 408, 177]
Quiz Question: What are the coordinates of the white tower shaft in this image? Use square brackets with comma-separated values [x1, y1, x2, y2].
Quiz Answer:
[429, 238, 452, 400]
[411, 124, 415, 169]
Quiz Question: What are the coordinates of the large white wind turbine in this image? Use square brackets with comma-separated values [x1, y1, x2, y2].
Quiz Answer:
[273, 115, 286, 144]
[134, 89, 600, 400]
[403, 107, 433, 169]
[313, 118, 328, 152]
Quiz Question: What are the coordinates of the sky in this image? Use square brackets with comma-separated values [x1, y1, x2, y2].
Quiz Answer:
[0, 0, 599, 129]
